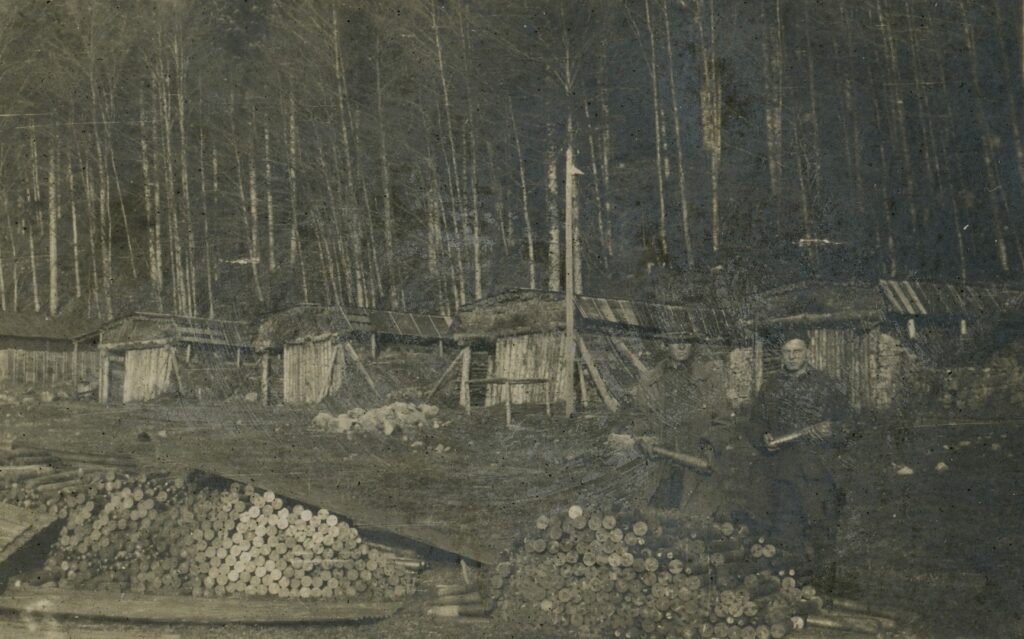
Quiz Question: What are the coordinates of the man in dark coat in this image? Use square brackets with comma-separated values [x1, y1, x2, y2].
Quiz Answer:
[631, 335, 734, 513]
[749, 337, 852, 591]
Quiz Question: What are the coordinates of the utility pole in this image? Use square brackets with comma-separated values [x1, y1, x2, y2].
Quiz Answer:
[564, 126, 583, 417]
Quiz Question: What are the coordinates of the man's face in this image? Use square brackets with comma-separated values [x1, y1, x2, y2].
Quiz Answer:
[781, 339, 808, 373]
[668, 342, 694, 362]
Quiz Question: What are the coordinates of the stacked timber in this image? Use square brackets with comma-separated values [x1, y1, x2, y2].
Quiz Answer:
[494, 506, 824, 638]
[0, 469, 417, 601]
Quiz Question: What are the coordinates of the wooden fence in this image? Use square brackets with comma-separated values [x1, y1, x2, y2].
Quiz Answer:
[0, 348, 99, 390]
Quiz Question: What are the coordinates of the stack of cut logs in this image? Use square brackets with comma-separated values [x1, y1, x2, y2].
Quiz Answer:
[0, 458, 417, 600]
[494, 505, 821, 638]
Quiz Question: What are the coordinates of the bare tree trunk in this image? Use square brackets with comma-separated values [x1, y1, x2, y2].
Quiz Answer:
[199, 131, 215, 318]
[764, 0, 784, 201]
[695, 0, 723, 254]
[877, 2, 922, 264]
[285, 96, 308, 302]
[48, 144, 59, 316]
[660, 0, 693, 268]
[374, 44, 397, 306]
[0, 194, 7, 311]
[67, 157, 81, 298]
[597, 66, 615, 258]
[956, 0, 1010, 271]
[248, 136, 264, 302]
[510, 104, 536, 288]
[643, 0, 669, 263]
[26, 188, 41, 314]
[6, 210, 18, 312]
[173, 35, 195, 314]
[545, 128, 561, 292]
[264, 125, 276, 274]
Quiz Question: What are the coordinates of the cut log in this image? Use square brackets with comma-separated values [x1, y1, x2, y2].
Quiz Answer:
[0, 586, 401, 625]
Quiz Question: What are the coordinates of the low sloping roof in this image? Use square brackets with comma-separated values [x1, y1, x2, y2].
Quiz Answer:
[101, 313, 254, 349]
[753, 280, 1024, 326]
[0, 313, 102, 341]
[453, 289, 739, 342]
[255, 305, 371, 350]
[366, 310, 451, 340]
[879, 279, 1024, 318]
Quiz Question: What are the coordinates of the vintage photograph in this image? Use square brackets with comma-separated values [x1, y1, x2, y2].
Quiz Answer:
[0, 1, 1019, 637]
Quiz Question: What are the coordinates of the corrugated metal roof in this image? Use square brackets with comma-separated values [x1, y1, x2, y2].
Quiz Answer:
[879, 280, 1024, 317]
[366, 310, 452, 340]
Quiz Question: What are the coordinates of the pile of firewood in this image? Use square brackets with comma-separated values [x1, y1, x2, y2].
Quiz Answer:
[493, 505, 822, 638]
[0, 463, 418, 601]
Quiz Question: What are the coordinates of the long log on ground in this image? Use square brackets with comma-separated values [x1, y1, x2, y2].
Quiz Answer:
[0, 586, 402, 625]
[13, 447, 136, 468]
[0, 620, 181, 639]
[0, 465, 56, 481]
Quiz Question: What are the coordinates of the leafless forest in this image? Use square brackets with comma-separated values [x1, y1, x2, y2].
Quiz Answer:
[0, 0, 1021, 320]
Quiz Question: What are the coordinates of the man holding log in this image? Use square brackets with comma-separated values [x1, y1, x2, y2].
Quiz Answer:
[629, 333, 734, 513]
[749, 337, 852, 592]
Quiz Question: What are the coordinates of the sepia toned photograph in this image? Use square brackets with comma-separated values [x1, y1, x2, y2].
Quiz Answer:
[0, 0, 1020, 637]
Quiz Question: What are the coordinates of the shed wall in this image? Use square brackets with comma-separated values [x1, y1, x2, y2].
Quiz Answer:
[283, 339, 346, 404]
[123, 346, 175, 402]
[0, 348, 99, 391]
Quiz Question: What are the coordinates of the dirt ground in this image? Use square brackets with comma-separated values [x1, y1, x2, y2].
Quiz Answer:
[0, 400, 1021, 638]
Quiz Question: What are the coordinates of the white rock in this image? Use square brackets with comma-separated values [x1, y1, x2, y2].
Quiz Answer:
[935, 462, 950, 472]
[312, 412, 335, 430]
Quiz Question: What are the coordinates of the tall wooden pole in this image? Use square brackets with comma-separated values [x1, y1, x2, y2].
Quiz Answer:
[564, 131, 580, 417]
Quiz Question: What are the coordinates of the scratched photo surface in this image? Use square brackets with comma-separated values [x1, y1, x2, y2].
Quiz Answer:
[0, 1, 1020, 638]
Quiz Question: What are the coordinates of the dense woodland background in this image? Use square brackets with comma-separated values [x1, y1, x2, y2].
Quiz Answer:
[0, 0, 1021, 320]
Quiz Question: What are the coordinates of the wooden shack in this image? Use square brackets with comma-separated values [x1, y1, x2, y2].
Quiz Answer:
[0, 313, 100, 399]
[750, 279, 1024, 412]
[447, 289, 744, 412]
[98, 313, 256, 403]
[255, 305, 452, 405]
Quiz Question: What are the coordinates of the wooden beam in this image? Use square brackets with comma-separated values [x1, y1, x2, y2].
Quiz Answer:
[260, 352, 270, 406]
[370, 333, 378, 360]
[343, 341, 380, 399]
[459, 347, 472, 413]
[0, 585, 400, 625]
[577, 336, 619, 412]
[99, 350, 109, 404]
[610, 336, 649, 375]
[426, 350, 464, 401]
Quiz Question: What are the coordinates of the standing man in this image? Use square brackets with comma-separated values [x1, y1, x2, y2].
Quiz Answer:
[631, 334, 733, 513]
[749, 337, 852, 592]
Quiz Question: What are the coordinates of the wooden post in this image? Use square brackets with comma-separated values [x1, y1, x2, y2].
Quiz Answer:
[72, 341, 79, 388]
[504, 380, 512, 427]
[459, 347, 472, 414]
[907, 318, 917, 340]
[185, 343, 192, 364]
[236, 348, 242, 368]
[370, 333, 378, 360]
[577, 336, 619, 412]
[563, 142, 580, 418]
[99, 350, 109, 404]
[438, 340, 444, 357]
[577, 361, 588, 409]
[260, 351, 270, 406]
[960, 319, 968, 336]
[545, 380, 552, 417]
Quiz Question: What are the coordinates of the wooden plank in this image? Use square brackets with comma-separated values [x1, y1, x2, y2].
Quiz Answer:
[0, 586, 401, 625]
[426, 350, 465, 401]
[459, 347, 471, 411]
[0, 620, 181, 639]
[577, 336, 620, 412]
[343, 341, 380, 399]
